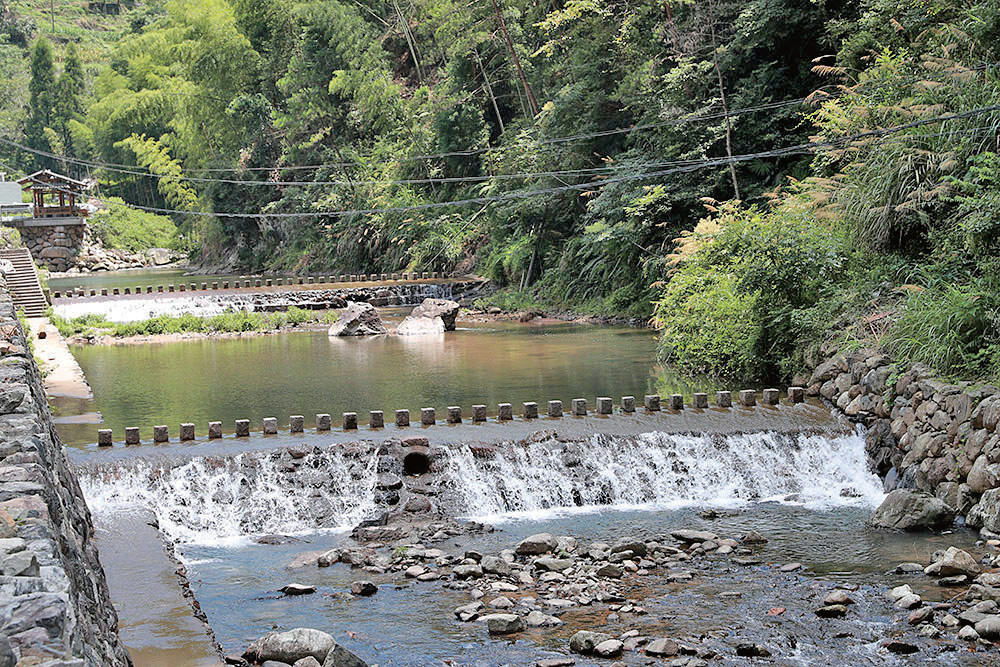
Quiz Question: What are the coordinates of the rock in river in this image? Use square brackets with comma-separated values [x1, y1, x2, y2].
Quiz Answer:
[517, 533, 558, 555]
[569, 631, 612, 655]
[396, 298, 460, 335]
[867, 489, 955, 531]
[350, 581, 378, 596]
[483, 613, 526, 635]
[244, 628, 365, 666]
[924, 546, 980, 577]
[328, 302, 388, 336]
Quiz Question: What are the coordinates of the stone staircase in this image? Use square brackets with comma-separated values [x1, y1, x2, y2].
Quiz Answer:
[0, 247, 48, 317]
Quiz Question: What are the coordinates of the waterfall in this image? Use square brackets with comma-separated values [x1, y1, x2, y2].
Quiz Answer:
[442, 430, 884, 520]
[80, 429, 882, 544]
[80, 450, 380, 545]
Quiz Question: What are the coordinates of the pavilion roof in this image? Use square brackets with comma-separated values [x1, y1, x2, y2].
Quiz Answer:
[16, 169, 91, 190]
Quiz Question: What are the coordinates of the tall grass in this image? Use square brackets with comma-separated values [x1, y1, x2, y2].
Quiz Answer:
[51, 306, 319, 338]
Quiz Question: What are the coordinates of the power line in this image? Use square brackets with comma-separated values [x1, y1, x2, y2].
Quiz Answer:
[14, 105, 999, 220]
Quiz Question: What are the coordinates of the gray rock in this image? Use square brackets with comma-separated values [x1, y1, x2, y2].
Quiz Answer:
[975, 615, 1000, 639]
[569, 630, 613, 654]
[281, 583, 317, 596]
[895, 594, 922, 609]
[968, 489, 1000, 532]
[610, 539, 646, 557]
[453, 564, 483, 580]
[481, 556, 511, 576]
[244, 628, 336, 664]
[596, 563, 623, 578]
[593, 639, 623, 658]
[924, 547, 980, 577]
[534, 557, 574, 572]
[517, 533, 558, 555]
[671, 530, 717, 543]
[823, 590, 853, 605]
[526, 610, 563, 627]
[483, 613, 525, 634]
[868, 489, 955, 531]
[328, 302, 387, 336]
[350, 581, 377, 596]
[396, 298, 460, 335]
[646, 638, 679, 656]
[959, 625, 980, 641]
[323, 643, 368, 667]
[0, 388, 24, 414]
[294, 658, 322, 667]
[454, 601, 484, 622]
[815, 605, 848, 618]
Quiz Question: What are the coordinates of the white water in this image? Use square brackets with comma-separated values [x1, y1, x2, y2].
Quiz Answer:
[442, 429, 884, 521]
[81, 450, 380, 545]
[81, 429, 883, 544]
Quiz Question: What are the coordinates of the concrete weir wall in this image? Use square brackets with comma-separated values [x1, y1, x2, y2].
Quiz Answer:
[808, 350, 1000, 529]
[0, 276, 130, 665]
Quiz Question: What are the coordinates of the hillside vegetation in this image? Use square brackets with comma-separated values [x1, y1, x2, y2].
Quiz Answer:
[1, 0, 998, 383]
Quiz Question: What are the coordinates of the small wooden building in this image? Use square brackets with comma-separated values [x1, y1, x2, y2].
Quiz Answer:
[16, 170, 92, 219]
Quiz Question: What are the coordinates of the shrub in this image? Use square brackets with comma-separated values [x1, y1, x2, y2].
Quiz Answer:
[88, 197, 179, 253]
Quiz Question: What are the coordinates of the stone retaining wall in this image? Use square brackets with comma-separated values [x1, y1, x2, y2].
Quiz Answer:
[0, 274, 130, 665]
[807, 350, 1000, 531]
[15, 223, 86, 273]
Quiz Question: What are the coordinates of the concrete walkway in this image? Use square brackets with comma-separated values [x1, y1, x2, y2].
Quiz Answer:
[27, 317, 92, 399]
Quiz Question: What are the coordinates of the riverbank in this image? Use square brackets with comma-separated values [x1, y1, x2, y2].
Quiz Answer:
[26, 316, 93, 399]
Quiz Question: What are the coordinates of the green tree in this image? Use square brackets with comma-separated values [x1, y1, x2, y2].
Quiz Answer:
[54, 42, 84, 156]
[25, 37, 56, 167]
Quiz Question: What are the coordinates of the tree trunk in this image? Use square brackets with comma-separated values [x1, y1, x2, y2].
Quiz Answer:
[711, 24, 740, 201]
[490, 0, 539, 117]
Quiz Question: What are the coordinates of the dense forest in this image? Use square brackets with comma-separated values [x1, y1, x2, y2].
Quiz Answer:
[1, 0, 998, 383]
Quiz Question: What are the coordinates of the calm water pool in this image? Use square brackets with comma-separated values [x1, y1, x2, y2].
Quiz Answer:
[57, 319, 713, 447]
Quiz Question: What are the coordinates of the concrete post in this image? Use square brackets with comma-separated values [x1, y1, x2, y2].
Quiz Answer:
[392, 273, 399, 280]
[572, 398, 587, 416]
[317, 276, 326, 283]
[190, 284, 196, 291]
[644, 395, 660, 411]
[180, 423, 195, 441]
[297, 278, 304, 285]
[98, 429, 112, 447]
[316, 414, 332, 431]
[670, 394, 684, 410]
[350, 275, 357, 282]
[361, 274, 367, 281]
[497, 403, 513, 420]
[381, 273, 388, 281]
[235, 419, 250, 437]
[125, 427, 140, 445]
[290, 415, 304, 433]
[266, 279, 272, 287]
[211, 282, 218, 290]
[396, 409, 410, 427]
[421, 408, 435, 425]
[716, 391, 732, 407]
[178, 285, 185, 292]
[597, 397, 612, 414]
[548, 400, 563, 417]
[762, 388, 780, 405]
[340, 275, 346, 282]
[308, 277, 315, 284]
[121, 289, 128, 296]
[788, 386, 805, 403]
[222, 281, 229, 289]
[472, 405, 487, 422]
[153, 425, 168, 443]
[254, 280, 261, 288]
[208, 421, 223, 438]
[167, 285, 174, 292]
[343, 412, 358, 430]
[370, 410, 384, 428]
[739, 389, 756, 406]
[155, 286, 162, 293]
[523, 402, 538, 419]
[263, 417, 278, 435]
[201, 283, 207, 290]
[693, 392, 708, 409]
[100, 289, 108, 296]
[53, 291, 61, 299]
[622, 396, 635, 413]
[422, 272, 429, 279]
[447, 406, 462, 423]
[112, 288, 119, 295]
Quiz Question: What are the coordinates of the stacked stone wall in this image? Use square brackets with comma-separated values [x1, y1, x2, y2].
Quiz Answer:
[0, 274, 130, 665]
[807, 350, 1000, 532]
[16, 224, 85, 272]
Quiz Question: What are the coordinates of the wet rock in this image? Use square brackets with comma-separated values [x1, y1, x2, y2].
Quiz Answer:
[517, 533, 558, 555]
[937, 575, 969, 586]
[735, 644, 771, 658]
[328, 302, 387, 336]
[823, 590, 853, 606]
[868, 489, 955, 531]
[280, 584, 317, 596]
[294, 658, 322, 667]
[968, 488, 1000, 532]
[350, 581, 377, 596]
[481, 556, 511, 576]
[534, 557, 574, 572]
[453, 564, 483, 580]
[596, 563, 623, 578]
[886, 584, 913, 602]
[488, 596, 514, 609]
[907, 607, 933, 625]
[454, 601, 483, 622]
[610, 539, 646, 557]
[671, 530, 717, 543]
[404, 565, 426, 578]
[924, 547, 980, 577]
[779, 562, 802, 572]
[483, 613, 525, 634]
[895, 594, 922, 610]
[646, 638, 679, 657]
[570, 631, 613, 655]
[883, 640, 918, 655]
[739, 530, 768, 544]
[323, 644, 368, 667]
[536, 659, 575, 667]
[974, 615, 1000, 639]
[894, 562, 923, 574]
[526, 610, 563, 627]
[244, 628, 335, 664]
[593, 639, 623, 658]
[397, 298, 460, 335]
[815, 605, 848, 618]
[959, 625, 980, 641]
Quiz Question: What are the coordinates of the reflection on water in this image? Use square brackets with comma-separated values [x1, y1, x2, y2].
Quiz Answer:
[59, 321, 713, 446]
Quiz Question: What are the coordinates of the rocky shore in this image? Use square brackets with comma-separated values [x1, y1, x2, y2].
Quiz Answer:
[804, 350, 1000, 532]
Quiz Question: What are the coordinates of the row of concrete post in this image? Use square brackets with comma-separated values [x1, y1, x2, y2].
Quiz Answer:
[54, 272, 443, 299]
[94, 387, 805, 446]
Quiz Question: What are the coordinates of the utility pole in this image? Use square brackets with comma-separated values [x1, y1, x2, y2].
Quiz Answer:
[490, 0, 539, 117]
[711, 23, 740, 201]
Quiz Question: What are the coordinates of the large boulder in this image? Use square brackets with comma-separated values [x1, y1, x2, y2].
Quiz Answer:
[868, 489, 955, 531]
[328, 302, 388, 336]
[516, 533, 557, 555]
[968, 488, 1000, 532]
[396, 298, 460, 336]
[925, 547, 981, 577]
[243, 628, 335, 664]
